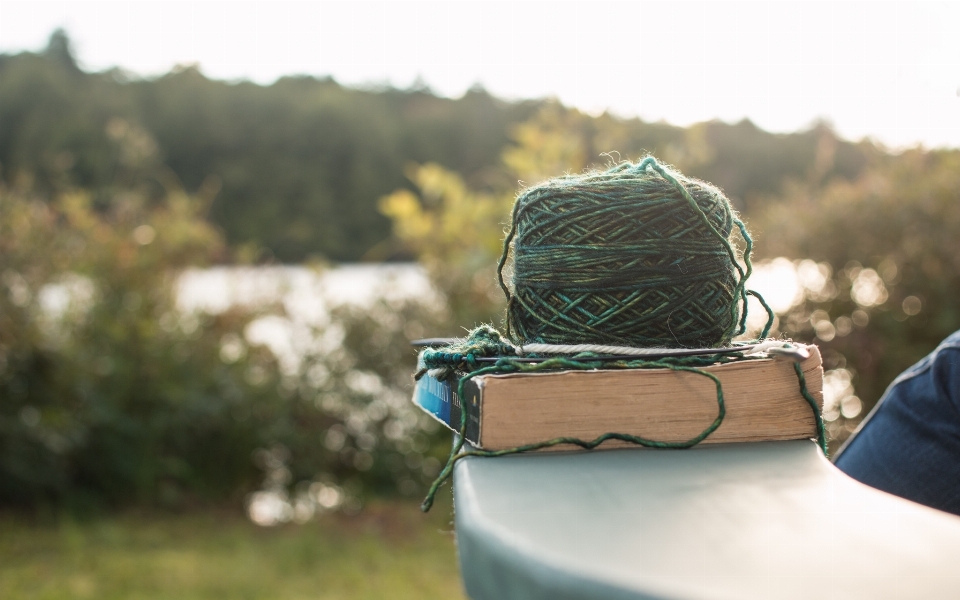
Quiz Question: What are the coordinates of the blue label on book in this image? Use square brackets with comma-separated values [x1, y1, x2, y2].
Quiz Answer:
[412, 373, 480, 444]
[413, 373, 453, 425]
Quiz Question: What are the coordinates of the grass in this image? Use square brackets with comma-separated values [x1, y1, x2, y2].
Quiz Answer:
[0, 496, 465, 600]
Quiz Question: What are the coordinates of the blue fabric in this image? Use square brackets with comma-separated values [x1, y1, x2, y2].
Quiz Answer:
[835, 330, 960, 516]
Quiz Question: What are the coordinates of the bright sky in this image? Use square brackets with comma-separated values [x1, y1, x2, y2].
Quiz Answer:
[2, 1, 959, 149]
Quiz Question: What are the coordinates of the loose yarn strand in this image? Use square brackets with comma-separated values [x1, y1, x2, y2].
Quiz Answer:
[497, 197, 523, 340]
[747, 289, 776, 340]
[795, 362, 828, 454]
[733, 219, 755, 336]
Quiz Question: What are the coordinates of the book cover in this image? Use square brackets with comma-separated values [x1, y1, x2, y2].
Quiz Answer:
[410, 347, 823, 451]
[412, 373, 481, 444]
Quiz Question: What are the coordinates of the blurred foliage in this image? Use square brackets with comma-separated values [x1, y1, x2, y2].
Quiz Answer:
[379, 164, 511, 330]
[0, 123, 445, 511]
[0, 177, 279, 509]
[3, 31, 876, 262]
[0, 31, 538, 262]
[754, 149, 960, 447]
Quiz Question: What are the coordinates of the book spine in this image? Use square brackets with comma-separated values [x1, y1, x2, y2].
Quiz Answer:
[412, 373, 481, 445]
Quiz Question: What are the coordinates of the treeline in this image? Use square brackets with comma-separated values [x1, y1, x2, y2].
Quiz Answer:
[3, 31, 876, 262]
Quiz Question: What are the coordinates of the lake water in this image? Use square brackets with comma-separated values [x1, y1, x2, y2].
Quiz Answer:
[176, 263, 437, 374]
[177, 263, 435, 317]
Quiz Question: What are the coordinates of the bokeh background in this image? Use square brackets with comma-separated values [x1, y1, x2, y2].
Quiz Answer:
[2, 1, 960, 598]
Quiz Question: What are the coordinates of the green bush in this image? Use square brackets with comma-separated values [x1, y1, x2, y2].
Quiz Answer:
[0, 180, 445, 512]
[754, 149, 960, 446]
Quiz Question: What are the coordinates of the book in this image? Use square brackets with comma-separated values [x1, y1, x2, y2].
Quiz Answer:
[412, 346, 823, 451]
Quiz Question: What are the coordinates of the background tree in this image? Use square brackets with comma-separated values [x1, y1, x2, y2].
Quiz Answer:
[754, 149, 960, 445]
[2, 31, 876, 262]
[0, 123, 442, 512]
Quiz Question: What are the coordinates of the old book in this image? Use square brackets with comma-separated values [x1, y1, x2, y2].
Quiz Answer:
[412, 346, 823, 451]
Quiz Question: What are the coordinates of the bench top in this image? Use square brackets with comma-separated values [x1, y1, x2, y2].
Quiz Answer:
[454, 440, 960, 600]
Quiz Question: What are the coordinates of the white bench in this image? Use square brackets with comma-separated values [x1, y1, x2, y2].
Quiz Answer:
[454, 440, 960, 599]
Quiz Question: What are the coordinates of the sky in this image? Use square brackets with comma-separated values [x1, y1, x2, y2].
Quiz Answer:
[2, 1, 959, 150]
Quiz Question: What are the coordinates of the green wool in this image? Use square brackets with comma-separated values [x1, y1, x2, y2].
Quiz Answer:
[499, 156, 753, 348]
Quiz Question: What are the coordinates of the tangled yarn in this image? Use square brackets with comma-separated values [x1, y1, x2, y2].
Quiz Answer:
[499, 157, 752, 348]
[417, 325, 516, 378]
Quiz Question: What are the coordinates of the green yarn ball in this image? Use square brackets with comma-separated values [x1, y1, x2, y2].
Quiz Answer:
[499, 157, 750, 348]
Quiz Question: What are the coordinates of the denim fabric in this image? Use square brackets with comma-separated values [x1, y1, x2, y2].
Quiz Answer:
[834, 330, 960, 516]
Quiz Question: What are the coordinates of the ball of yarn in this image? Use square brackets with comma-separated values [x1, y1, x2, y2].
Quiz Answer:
[499, 157, 749, 348]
